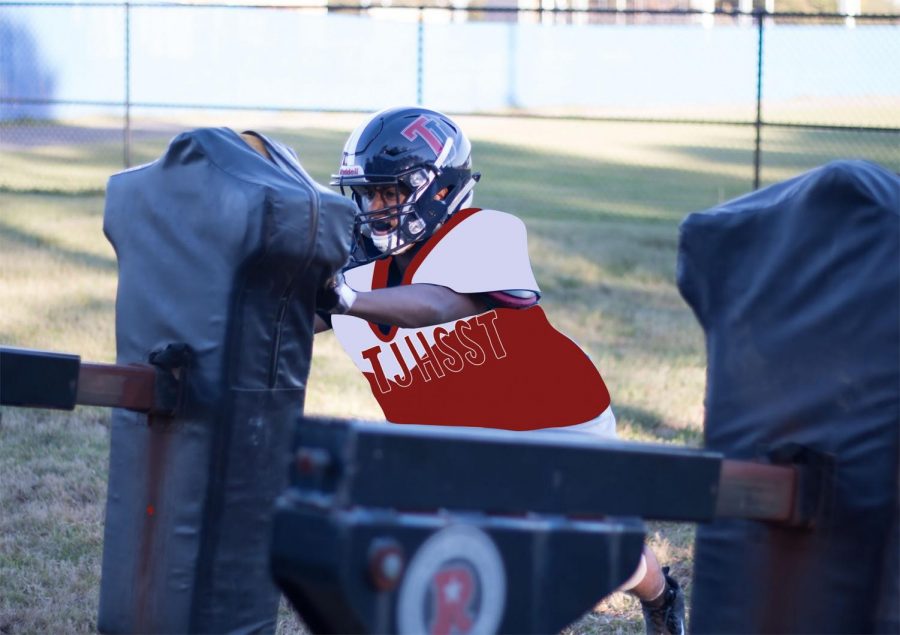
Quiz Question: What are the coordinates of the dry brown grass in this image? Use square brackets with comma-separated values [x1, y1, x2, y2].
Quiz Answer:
[0, 114, 730, 634]
[0, 408, 108, 634]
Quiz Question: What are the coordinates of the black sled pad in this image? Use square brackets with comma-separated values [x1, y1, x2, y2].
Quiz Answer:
[97, 128, 355, 633]
[678, 160, 899, 634]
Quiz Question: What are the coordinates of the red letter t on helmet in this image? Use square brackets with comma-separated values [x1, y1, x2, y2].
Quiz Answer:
[401, 116, 445, 157]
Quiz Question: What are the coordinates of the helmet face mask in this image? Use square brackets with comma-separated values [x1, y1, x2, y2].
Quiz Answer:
[330, 107, 479, 266]
[351, 178, 423, 255]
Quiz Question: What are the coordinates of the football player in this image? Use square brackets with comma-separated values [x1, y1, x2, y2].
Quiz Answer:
[316, 106, 685, 635]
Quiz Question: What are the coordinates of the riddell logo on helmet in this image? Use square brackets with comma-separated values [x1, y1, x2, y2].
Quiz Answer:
[339, 165, 363, 176]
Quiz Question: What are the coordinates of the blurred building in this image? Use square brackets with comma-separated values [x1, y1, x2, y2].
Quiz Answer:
[317, 0, 898, 26]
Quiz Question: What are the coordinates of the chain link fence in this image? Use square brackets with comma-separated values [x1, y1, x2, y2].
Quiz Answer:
[1, 2, 898, 218]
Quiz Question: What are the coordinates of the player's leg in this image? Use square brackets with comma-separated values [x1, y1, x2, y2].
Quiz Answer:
[619, 546, 685, 635]
[550, 408, 686, 635]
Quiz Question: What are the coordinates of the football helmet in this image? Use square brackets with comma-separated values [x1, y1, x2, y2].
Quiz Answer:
[330, 107, 480, 266]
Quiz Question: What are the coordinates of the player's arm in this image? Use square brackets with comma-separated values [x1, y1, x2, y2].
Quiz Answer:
[348, 284, 489, 328]
[315, 281, 489, 332]
[314, 285, 534, 333]
[314, 314, 331, 333]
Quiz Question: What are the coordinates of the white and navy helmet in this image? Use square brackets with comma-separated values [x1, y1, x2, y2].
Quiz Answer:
[330, 107, 480, 266]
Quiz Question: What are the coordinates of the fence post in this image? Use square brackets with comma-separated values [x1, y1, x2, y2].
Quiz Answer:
[753, 8, 764, 190]
[416, 6, 424, 106]
[124, 0, 132, 168]
[506, 22, 519, 109]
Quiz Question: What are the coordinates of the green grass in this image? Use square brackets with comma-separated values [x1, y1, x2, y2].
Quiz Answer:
[0, 112, 894, 634]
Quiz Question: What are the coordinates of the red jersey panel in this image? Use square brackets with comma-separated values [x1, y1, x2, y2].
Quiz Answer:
[359, 305, 610, 430]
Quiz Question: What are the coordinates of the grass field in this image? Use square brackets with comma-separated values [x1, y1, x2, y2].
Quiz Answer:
[0, 112, 894, 633]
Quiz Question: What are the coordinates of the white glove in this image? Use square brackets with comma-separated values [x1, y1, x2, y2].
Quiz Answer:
[318, 272, 358, 314]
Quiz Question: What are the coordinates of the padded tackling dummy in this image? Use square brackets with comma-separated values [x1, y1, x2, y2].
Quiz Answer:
[678, 160, 899, 633]
[98, 128, 355, 633]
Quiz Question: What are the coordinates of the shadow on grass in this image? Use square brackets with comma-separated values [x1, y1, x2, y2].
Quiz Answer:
[664, 125, 900, 186]
[0, 219, 117, 273]
[473, 138, 755, 223]
[616, 403, 703, 447]
[3, 119, 760, 221]
[7, 117, 895, 216]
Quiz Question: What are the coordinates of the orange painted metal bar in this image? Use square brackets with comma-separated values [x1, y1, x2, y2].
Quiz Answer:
[716, 459, 798, 522]
[76, 362, 157, 412]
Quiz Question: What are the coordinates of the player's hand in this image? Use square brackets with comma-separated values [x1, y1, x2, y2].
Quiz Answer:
[317, 272, 358, 314]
